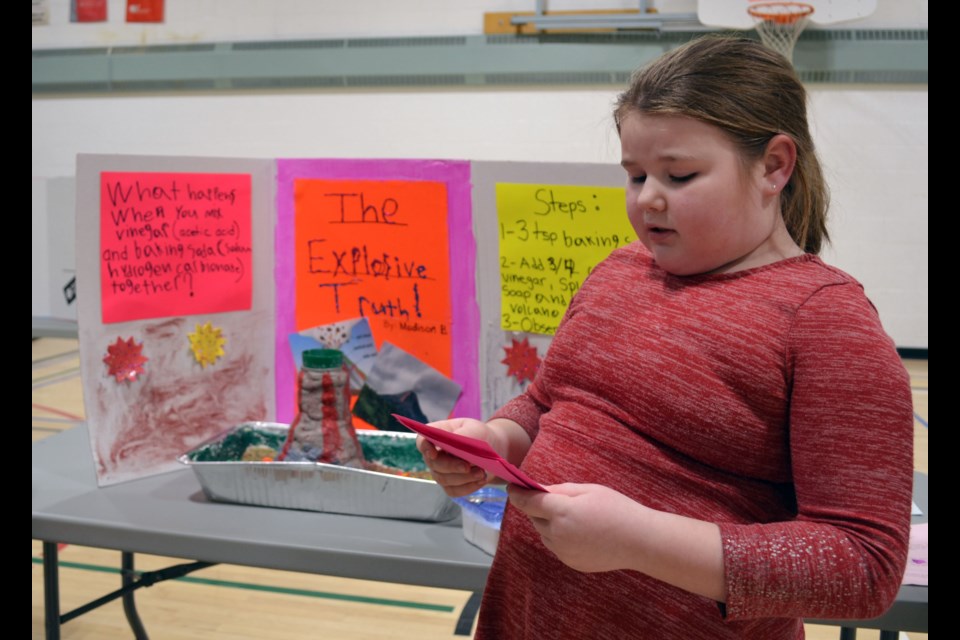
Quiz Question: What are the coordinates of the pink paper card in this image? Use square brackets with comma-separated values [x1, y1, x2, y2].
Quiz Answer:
[392, 414, 547, 491]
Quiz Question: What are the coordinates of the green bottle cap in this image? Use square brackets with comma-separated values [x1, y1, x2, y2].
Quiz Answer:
[302, 349, 343, 369]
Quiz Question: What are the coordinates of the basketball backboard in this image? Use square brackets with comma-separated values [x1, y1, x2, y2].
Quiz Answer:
[698, 0, 877, 29]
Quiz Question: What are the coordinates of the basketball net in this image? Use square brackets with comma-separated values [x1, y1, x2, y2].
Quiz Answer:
[747, 2, 814, 63]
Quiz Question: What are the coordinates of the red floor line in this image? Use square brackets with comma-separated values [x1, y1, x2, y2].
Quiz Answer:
[32, 403, 84, 422]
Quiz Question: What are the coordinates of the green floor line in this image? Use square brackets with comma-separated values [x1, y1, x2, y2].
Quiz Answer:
[32, 424, 70, 433]
[32, 557, 455, 612]
[33, 416, 82, 425]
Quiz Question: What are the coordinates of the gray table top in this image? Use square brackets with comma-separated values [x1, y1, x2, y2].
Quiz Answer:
[33, 425, 493, 591]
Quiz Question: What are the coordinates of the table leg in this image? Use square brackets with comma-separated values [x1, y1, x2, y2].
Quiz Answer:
[878, 631, 900, 640]
[42, 541, 61, 640]
[839, 628, 857, 640]
[121, 552, 149, 640]
[454, 591, 483, 636]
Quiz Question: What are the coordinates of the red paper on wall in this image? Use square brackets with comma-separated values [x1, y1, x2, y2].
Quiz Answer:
[73, 0, 107, 22]
[126, 0, 164, 22]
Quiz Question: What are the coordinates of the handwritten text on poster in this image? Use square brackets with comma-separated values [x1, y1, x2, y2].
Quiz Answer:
[497, 183, 634, 334]
[294, 179, 453, 376]
[100, 172, 253, 324]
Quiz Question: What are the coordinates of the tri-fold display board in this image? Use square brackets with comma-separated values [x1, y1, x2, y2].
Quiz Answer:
[75, 154, 627, 485]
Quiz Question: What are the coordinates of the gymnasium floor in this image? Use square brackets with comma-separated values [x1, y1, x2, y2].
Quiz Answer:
[32, 337, 929, 640]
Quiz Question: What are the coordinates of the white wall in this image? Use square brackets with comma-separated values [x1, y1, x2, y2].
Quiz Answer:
[32, 1, 928, 348]
[812, 89, 928, 349]
[31, 0, 929, 48]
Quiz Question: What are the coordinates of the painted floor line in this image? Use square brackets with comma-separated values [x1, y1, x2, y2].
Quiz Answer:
[33, 417, 82, 425]
[32, 403, 85, 422]
[32, 350, 80, 370]
[32, 425, 72, 434]
[31, 557, 456, 613]
[914, 413, 927, 429]
[32, 367, 81, 389]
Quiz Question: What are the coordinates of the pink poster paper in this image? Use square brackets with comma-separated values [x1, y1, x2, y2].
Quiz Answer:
[100, 172, 253, 323]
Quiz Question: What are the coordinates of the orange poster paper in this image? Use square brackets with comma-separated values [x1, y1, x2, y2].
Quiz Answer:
[294, 179, 452, 377]
[100, 172, 253, 324]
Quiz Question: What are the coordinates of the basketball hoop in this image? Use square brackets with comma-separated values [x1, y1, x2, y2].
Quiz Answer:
[747, 2, 814, 62]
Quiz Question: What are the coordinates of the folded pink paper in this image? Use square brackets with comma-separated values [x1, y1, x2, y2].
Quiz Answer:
[392, 414, 547, 491]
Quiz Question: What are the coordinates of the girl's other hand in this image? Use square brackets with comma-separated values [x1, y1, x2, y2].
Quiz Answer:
[508, 483, 726, 601]
[507, 483, 645, 573]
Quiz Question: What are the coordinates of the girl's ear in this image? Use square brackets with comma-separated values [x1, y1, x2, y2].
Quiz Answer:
[762, 134, 797, 194]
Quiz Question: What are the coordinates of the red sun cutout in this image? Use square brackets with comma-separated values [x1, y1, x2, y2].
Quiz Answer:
[103, 336, 149, 383]
[501, 337, 541, 384]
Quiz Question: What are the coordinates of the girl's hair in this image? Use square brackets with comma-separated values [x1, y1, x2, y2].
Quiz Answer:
[614, 36, 829, 254]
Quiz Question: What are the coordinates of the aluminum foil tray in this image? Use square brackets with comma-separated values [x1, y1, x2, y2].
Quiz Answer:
[178, 422, 458, 522]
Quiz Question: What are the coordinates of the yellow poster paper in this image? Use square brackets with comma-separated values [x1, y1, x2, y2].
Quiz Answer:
[496, 183, 635, 335]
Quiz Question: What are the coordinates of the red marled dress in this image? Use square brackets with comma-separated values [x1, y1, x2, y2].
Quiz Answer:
[480, 243, 913, 640]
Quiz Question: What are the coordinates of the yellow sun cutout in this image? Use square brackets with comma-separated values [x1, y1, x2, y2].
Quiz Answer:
[188, 323, 226, 368]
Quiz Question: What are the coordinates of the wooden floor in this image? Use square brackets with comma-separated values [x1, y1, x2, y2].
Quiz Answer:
[32, 337, 929, 639]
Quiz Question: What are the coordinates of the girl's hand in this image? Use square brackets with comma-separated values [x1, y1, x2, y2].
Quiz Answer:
[415, 418, 492, 498]
[507, 483, 646, 573]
